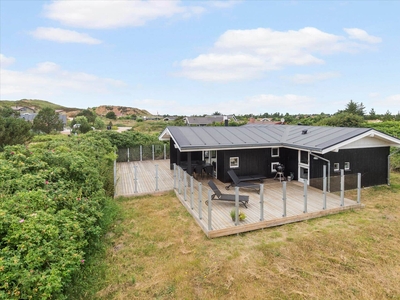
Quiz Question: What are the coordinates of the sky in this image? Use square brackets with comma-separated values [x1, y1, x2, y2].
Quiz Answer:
[1, 1, 399, 116]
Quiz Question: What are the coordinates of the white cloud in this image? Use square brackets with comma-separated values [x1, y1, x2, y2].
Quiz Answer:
[179, 53, 266, 81]
[344, 28, 382, 44]
[131, 98, 180, 115]
[30, 27, 102, 44]
[364, 94, 400, 114]
[0, 54, 16, 68]
[385, 94, 400, 103]
[243, 94, 317, 113]
[43, 0, 205, 29]
[207, 1, 242, 8]
[284, 72, 341, 84]
[177, 27, 381, 82]
[0, 59, 126, 100]
[378, 94, 400, 109]
[369, 92, 380, 98]
[156, 94, 319, 115]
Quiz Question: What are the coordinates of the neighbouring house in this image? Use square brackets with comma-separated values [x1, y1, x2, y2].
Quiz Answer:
[184, 115, 237, 126]
[163, 117, 177, 122]
[159, 124, 400, 191]
[20, 113, 37, 122]
[19, 112, 67, 126]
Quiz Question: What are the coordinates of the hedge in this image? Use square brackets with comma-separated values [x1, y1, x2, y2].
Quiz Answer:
[0, 135, 116, 299]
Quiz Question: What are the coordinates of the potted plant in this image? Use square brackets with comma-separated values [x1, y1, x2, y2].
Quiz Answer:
[230, 209, 246, 221]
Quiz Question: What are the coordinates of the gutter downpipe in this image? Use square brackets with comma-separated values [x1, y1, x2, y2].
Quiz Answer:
[388, 148, 400, 185]
[310, 153, 331, 192]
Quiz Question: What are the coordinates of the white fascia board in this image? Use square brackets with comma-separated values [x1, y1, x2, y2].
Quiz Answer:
[159, 128, 184, 151]
[321, 129, 400, 154]
[158, 128, 171, 141]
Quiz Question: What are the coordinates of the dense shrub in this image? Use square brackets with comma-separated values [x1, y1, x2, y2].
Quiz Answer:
[0, 116, 33, 151]
[0, 135, 116, 299]
[87, 130, 166, 149]
[365, 121, 400, 138]
[364, 121, 400, 172]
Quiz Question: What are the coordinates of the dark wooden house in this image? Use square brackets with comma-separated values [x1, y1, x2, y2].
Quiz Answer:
[159, 124, 400, 190]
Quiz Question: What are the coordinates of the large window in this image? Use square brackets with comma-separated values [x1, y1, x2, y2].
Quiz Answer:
[230, 157, 239, 168]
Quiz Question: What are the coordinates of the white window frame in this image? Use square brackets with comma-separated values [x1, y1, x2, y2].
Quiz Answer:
[344, 162, 350, 171]
[334, 163, 340, 172]
[271, 147, 280, 157]
[271, 162, 280, 172]
[230, 157, 239, 169]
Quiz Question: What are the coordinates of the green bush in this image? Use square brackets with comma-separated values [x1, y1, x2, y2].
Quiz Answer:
[0, 135, 117, 299]
[87, 130, 166, 148]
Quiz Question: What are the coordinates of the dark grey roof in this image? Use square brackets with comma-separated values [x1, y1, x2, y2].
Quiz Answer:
[159, 124, 400, 153]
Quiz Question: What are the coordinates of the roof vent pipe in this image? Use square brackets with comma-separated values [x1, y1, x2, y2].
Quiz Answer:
[302, 129, 308, 134]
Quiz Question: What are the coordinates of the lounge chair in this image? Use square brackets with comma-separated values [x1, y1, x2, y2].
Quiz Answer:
[226, 169, 261, 193]
[207, 180, 249, 208]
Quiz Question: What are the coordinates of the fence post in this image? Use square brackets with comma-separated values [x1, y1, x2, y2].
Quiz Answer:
[323, 165, 327, 210]
[303, 179, 308, 213]
[357, 173, 361, 204]
[140, 145, 143, 161]
[164, 144, 166, 160]
[235, 187, 239, 226]
[178, 167, 181, 194]
[134, 165, 138, 194]
[198, 182, 203, 220]
[127, 148, 130, 162]
[173, 163, 177, 189]
[208, 189, 212, 231]
[184, 171, 187, 201]
[340, 169, 344, 206]
[259, 184, 264, 221]
[155, 164, 159, 191]
[152, 145, 155, 161]
[190, 176, 194, 209]
[282, 181, 287, 217]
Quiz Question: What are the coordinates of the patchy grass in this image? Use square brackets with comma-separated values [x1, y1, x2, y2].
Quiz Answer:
[76, 173, 400, 299]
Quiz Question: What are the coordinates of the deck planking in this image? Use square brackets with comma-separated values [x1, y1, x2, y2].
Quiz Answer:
[116, 160, 364, 238]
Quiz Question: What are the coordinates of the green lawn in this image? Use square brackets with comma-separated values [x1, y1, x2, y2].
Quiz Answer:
[70, 173, 400, 299]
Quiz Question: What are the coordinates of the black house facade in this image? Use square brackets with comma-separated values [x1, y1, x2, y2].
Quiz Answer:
[159, 125, 400, 191]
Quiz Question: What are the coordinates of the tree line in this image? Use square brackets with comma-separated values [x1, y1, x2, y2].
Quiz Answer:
[1, 100, 400, 152]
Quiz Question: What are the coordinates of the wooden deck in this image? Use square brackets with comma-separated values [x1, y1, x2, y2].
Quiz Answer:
[116, 160, 364, 238]
[115, 160, 175, 196]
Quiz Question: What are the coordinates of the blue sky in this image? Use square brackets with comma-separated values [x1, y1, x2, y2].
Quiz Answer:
[1, 1, 399, 116]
